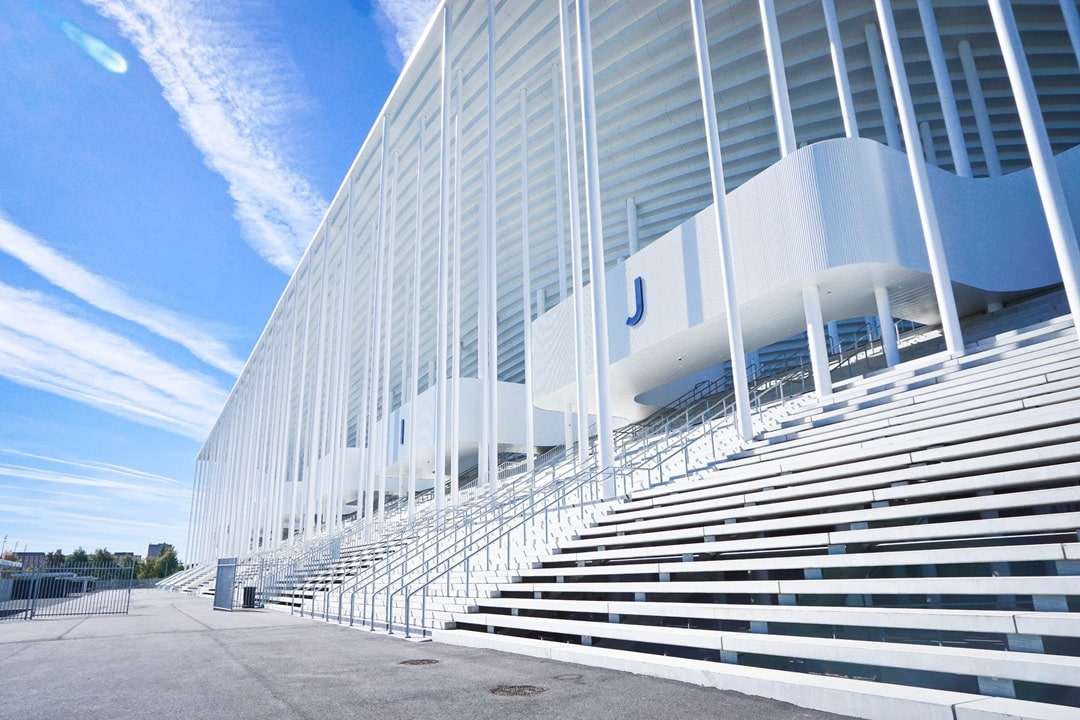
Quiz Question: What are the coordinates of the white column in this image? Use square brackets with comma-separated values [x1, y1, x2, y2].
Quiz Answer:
[362, 116, 392, 540]
[450, 81, 463, 506]
[520, 88, 536, 474]
[874, 0, 964, 355]
[434, 6, 451, 513]
[989, 0, 1080, 337]
[758, 0, 797, 156]
[920, 121, 939, 166]
[958, 40, 1001, 177]
[875, 285, 901, 367]
[626, 197, 639, 255]
[865, 23, 902, 150]
[557, 1, 593, 464]
[691, 0, 754, 444]
[289, 270, 314, 543]
[575, 0, 616, 494]
[1062, 0, 1080, 68]
[408, 121, 425, 521]
[821, 0, 858, 138]
[802, 286, 832, 397]
[916, 0, 972, 177]
[485, 0, 499, 495]
[552, 65, 569, 303]
[306, 236, 330, 537]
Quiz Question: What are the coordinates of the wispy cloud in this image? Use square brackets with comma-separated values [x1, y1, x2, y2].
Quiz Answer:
[0, 283, 227, 440]
[84, 0, 326, 272]
[0, 214, 244, 376]
[373, 0, 441, 67]
[0, 450, 189, 555]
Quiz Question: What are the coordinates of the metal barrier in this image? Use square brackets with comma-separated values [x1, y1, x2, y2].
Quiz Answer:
[0, 564, 135, 621]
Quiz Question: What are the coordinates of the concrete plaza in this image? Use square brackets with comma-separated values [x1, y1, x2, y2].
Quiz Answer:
[0, 589, 856, 720]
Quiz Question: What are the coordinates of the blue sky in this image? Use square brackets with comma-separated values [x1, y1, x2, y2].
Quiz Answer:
[0, 0, 438, 560]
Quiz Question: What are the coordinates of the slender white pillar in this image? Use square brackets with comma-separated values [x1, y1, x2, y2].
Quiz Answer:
[408, 121, 426, 522]
[434, 6, 451, 514]
[921, 121, 939, 166]
[520, 88, 536, 474]
[690, 0, 754, 444]
[289, 268, 314, 543]
[575, 0, 616, 492]
[450, 84, 463, 506]
[916, 0, 972, 177]
[874, 0, 964, 355]
[1062, 0, 1080, 68]
[626, 197, 639, 255]
[875, 285, 901, 367]
[865, 23, 902, 150]
[758, 0, 797, 156]
[802, 286, 832, 397]
[485, 0, 499, 495]
[305, 236, 330, 537]
[958, 40, 1002, 177]
[362, 116, 392, 540]
[988, 0, 1080, 337]
[557, 2, 592, 464]
[552, 66, 569, 303]
[821, 0, 858, 138]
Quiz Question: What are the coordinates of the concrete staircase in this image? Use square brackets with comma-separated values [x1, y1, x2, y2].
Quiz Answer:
[436, 312, 1080, 720]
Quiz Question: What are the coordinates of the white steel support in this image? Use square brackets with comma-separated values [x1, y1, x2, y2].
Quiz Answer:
[802, 285, 832, 398]
[865, 23, 902, 150]
[289, 269, 314, 544]
[1062, 0, 1080, 68]
[575, 0, 616, 491]
[485, 0, 499, 496]
[875, 285, 901, 367]
[450, 80, 463, 506]
[408, 120, 426, 522]
[434, 6, 451, 513]
[758, 0, 797, 156]
[626, 197, 639, 255]
[520, 88, 536, 473]
[556, 2, 591, 465]
[377, 152, 400, 528]
[874, 0, 964, 355]
[552, 65, 569, 303]
[916, 0, 972, 177]
[958, 40, 1002, 177]
[821, 0, 858, 138]
[363, 116, 391, 540]
[989, 0, 1080, 337]
[305, 241, 330, 537]
[691, 0, 755, 444]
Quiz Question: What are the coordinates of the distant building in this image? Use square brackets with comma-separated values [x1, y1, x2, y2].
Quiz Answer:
[146, 544, 166, 560]
[113, 552, 139, 563]
[15, 552, 45, 570]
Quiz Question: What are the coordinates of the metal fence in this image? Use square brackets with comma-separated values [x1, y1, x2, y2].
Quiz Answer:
[0, 564, 135, 621]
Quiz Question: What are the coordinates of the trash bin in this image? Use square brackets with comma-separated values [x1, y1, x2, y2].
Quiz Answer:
[242, 586, 256, 609]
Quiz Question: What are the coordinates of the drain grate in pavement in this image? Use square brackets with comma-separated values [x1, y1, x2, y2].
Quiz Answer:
[490, 685, 547, 696]
[398, 659, 440, 666]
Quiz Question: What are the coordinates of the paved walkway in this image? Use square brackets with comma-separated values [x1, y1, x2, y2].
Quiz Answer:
[0, 590, 854, 720]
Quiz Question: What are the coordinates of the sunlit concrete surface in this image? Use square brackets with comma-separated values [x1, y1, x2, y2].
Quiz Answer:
[0, 590, 853, 720]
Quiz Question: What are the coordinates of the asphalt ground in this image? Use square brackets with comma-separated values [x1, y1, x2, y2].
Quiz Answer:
[0, 589, 856, 720]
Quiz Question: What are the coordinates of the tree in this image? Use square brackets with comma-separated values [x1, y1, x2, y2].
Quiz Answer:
[90, 548, 116, 567]
[66, 547, 89, 567]
[151, 546, 182, 578]
[44, 549, 65, 567]
[1, 551, 18, 563]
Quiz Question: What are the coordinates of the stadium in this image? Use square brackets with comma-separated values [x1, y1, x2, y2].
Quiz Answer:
[169, 0, 1080, 717]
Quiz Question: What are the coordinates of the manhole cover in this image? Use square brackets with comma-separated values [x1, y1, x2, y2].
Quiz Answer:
[490, 685, 547, 696]
[398, 658, 440, 666]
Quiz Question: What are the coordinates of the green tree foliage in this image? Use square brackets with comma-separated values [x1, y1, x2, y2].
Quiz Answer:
[44, 549, 65, 567]
[135, 544, 183, 579]
[1, 551, 18, 563]
[90, 548, 117, 567]
[66, 547, 89, 567]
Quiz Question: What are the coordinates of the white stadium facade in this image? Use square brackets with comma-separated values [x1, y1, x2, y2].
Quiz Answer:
[174, 0, 1080, 716]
